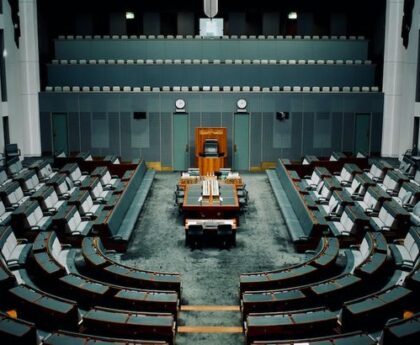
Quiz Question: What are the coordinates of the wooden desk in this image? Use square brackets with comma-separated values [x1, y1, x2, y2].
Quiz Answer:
[197, 156, 225, 176]
[182, 183, 240, 222]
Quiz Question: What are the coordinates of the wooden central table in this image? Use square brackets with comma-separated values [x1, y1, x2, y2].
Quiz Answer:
[182, 182, 240, 223]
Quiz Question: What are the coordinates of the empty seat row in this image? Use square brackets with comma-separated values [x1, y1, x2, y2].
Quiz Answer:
[46, 85, 381, 93]
[51, 58, 373, 65]
[58, 34, 366, 41]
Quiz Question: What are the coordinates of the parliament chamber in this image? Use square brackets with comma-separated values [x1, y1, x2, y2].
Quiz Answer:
[0, 0, 419, 344]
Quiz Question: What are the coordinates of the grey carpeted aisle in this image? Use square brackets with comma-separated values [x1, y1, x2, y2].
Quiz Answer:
[112, 172, 304, 344]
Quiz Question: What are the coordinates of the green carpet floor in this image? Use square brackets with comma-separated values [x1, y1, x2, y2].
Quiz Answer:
[111, 172, 305, 345]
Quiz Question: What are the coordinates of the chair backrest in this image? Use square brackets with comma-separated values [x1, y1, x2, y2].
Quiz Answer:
[203, 139, 219, 157]
[0, 168, 8, 184]
[340, 209, 356, 233]
[5, 144, 19, 156]
[0, 227, 17, 260]
[80, 193, 94, 214]
[404, 227, 420, 262]
[91, 178, 104, 199]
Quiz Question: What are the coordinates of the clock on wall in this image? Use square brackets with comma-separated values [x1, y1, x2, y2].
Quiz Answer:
[175, 98, 186, 111]
[236, 98, 247, 112]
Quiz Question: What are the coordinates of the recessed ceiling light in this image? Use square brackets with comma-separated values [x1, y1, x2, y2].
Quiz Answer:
[288, 12, 297, 20]
[126, 12, 135, 20]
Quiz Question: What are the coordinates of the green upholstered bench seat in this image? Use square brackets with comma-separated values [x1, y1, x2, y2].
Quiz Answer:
[355, 252, 387, 278]
[32, 231, 51, 252]
[242, 289, 306, 314]
[81, 237, 108, 268]
[82, 306, 175, 343]
[246, 308, 338, 342]
[44, 330, 168, 344]
[9, 284, 79, 330]
[114, 289, 179, 314]
[311, 237, 339, 268]
[341, 286, 412, 332]
[0, 261, 16, 291]
[266, 169, 308, 244]
[310, 274, 362, 301]
[0, 312, 38, 345]
[33, 251, 66, 277]
[114, 169, 155, 243]
[59, 273, 110, 300]
[381, 312, 420, 344]
[241, 265, 317, 292]
[250, 331, 376, 344]
[104, 264, 181, 293]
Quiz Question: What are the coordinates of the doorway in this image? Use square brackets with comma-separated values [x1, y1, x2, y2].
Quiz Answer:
[233, 113, 249, 171]
[173, 113, 189, 171]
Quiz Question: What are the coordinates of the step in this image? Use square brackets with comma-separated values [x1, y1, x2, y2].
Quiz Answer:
[180, 305, 240, 312]
[178, 326, 243, 333]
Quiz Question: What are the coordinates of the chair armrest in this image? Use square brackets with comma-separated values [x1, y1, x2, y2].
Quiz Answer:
[81, 216, 91, 221]
[44, 211, 54, 216]
[111, 175, 119, 179]
[404, 205, 414, 212]
[31, 226, 40, 230]
[6, 206, 15, 212]
[82, 171, 89, 175]
[349, 244, 360, 249]
[52, 168, 59, 172]
[381, 226, 391, 231]
[369, 211, 379, 217]
[393, 239, 404, 244]
[17, 238, 28, 244]
[402, 259, 414, 265]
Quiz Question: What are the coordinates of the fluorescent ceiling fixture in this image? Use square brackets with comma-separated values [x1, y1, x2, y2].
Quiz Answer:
[126, 12, 135, 20]
[288, 12, 297, 20]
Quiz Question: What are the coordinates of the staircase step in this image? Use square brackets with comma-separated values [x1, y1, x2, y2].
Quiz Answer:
[178, 326, 243, 333]
[180, 305, 240, 312]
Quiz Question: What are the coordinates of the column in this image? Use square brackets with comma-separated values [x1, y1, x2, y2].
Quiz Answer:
[382, 0, 404, 157]
[19, 0, 41, 156]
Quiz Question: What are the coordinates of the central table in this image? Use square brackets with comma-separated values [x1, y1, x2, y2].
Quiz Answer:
[182, 182, 240, 222]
